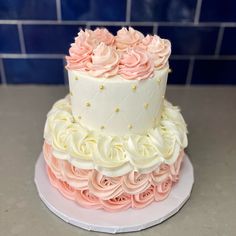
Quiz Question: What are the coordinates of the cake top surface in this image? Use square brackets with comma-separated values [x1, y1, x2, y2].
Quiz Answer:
[66, 27, 171, 81]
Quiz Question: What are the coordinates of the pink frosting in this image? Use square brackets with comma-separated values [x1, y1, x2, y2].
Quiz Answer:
[147, 35, 171, 69]
[44, 142, 185, 212]
[119, 48, 154, 80]
[94, 28, 115, 46]
[138, 35, 154, 50]
[88, 42, 120, 78]
[66, 29, 94, 71]
[115, 27, 144, 51]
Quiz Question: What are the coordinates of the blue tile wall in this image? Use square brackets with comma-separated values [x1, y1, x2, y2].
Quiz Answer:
[0, 0, 236, 85]
[23, 25, 84, 54]
[0, 0, 57, 20]
[4, 59, 64, 84]
[0, 24, 21, 53]
[61, 0, 126, 21]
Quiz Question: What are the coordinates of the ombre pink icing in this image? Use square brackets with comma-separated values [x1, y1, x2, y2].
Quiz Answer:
[88, 42, 119, 78]
[44, 142, 185, 212]
[115, 27, 144, 51]
[94, 28, 115, 46]
[66, 30, 94, 71]
[147, 35, 171, 69]
[66, 27, 172, 80]
[119, 48, 154, 80]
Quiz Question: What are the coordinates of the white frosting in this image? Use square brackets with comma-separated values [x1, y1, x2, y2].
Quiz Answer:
[44, 96, 188, 177]
[68, 66, 168, 136]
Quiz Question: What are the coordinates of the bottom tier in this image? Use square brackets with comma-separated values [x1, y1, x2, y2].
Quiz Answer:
[44, 142, 185, 212]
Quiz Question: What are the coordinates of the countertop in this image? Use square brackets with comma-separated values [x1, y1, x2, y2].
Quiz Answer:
[0, 85, 236, 236]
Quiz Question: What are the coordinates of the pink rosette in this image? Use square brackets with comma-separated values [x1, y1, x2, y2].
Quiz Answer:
[88, 170, 123, 200]
[94, 28, 115, 46]
[119, 48, 154, 80]
[154, 177, 172, 201]
[138, 35, 154, 50]
[61, 162, 91, 190]
[47, 166, 76, 200]
[151, 163, 171, 185]
[122, 171, 151, 195]
[66, 29, 94, 71]
[101, 193, 131, 212]
[170, 150, 184, 182]
[115, 27, 144, 51]
[132, 185, 155, 208]
[147, 35, 171, 69]
[88, 42, 119, 78]
[75, 189, 102, 209]
[43, 142, 63, 178]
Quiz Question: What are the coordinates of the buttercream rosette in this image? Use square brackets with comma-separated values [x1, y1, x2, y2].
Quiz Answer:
[66, 27, 171, 79]
[44, 141, 185, 212]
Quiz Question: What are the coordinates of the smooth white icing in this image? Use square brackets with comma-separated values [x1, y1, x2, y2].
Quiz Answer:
[68, 66, 168, 136]
[44, 96, 188, 177]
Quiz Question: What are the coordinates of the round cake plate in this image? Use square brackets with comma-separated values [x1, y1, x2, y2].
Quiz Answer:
[34, 152, 194, 234]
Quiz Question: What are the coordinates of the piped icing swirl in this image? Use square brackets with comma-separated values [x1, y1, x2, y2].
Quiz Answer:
[44, 96, 188, 177]
[88, 42, 119, 78]
[44, 142, 184, 211]
[119, 48, 154, 80]
[66, 27, 171, 80]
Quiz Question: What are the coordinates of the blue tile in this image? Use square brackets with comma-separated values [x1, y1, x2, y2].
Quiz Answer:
[200, 0, 236, 22]
[158, 26, 219, 55]
[23, 25, 85, 54]
[0, 24, 21, 53]
[0, 0, 56, 20]
[90, 25, 153, 36]
[61, 0, 126, 21]
[131, 0, 197, 22]
[168, 59, 189, 84]
[192, 60, 236, 84]
[220, 28, 236, 55]
[4, 59, 64, 84]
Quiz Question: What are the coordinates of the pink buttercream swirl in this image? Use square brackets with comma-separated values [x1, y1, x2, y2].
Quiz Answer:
[138, 35, 154, 50]
[94, 28, 115, 46]
[119, 48, 154, 80]
[147, 35, 171, 69]
[88, 42, 120, 78]
[66, 29, 95, 71]
[115, 27, 144, 51]
[44, 142, 185, 212]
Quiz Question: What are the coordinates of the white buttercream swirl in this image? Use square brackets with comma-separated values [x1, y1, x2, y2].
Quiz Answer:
[44, 96, 188, 177]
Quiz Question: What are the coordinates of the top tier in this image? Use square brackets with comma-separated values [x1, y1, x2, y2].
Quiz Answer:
[66, 27, 171, 136]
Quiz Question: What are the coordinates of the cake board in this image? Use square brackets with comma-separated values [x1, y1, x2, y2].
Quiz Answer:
[34, 152, 194, 234]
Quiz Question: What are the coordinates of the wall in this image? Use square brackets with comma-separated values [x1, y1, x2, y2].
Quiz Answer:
[0, 0, 236, 85]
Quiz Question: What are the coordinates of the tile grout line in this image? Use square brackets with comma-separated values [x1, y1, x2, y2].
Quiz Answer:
[186, 57, 194, 85]
[56, 0, 62, 21]
[1, 20, 236, 27]
[215, 26, 225, 55]
[194, 0, 202, 24]
[0, 58, 7, 84]
[17, 24, 26, 54]
[153, 23, 158, 34]
[126, 0, 132, 22]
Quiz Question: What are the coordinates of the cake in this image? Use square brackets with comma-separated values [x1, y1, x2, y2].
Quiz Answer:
[43, 27, 188, 212]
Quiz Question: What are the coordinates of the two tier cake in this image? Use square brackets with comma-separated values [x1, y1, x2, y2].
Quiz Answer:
[43, 27, 188, 212]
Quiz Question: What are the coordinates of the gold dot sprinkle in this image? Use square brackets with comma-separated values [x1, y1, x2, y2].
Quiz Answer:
[144, 103, 149, 109]
[128, 124, 133, 130]
[131, 85, 137, 92]
[86, 102, 91, 107]
[168, 68, 172, 74]
[78, 116, 82, 120]
[162, 95, 165, 99]
[100, 125, 105, 130]
[70, 92, 73, 96]
[115, 107, 120, 113]
[157, 78, 161, 84]
[99, 84, 105, 91]
[75, 76, 79, 80]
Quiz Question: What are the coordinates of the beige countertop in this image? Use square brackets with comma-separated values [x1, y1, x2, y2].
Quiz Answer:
[0, 85, 236, 236]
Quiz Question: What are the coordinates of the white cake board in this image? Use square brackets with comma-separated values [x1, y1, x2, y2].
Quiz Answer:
[34, 152, 194, 234]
